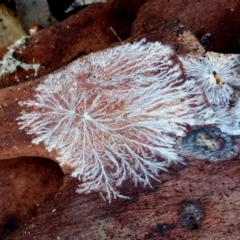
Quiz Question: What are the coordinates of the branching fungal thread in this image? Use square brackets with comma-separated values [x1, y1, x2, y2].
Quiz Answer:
[18, 39, 209, 202]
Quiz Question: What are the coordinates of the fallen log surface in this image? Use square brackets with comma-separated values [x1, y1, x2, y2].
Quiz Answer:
[0, 1, 240, 239]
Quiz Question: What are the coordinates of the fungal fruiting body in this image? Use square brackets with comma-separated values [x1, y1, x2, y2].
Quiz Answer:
[179, 52, 240, 105]
[17, 39, 207, 201]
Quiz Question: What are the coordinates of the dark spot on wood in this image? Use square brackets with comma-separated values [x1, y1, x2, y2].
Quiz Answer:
[178, 127, 238, 161]
[178, 200, 205, 230]
[156, 223, 175, 236]
[2, 214, 19, 234]
[200, 33, 212, 51]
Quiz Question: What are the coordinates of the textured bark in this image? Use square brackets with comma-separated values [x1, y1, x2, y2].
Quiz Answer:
[0, 20, 204, 164]
[0, 0, 240, 239]
[132, 0, 240, 54]
[0, 18, 207, 239]
[0, 157, 63, 240]
[5, 160, 240, 240]
[0, 0, 146, 88]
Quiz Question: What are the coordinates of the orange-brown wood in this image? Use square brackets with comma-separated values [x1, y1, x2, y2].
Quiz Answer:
[1, 0, 240, 239]
[0, 0, 146, 88]
[0, 20, 204, 164]
[0, 19, 206, 239]
[133, 0, 240, 53]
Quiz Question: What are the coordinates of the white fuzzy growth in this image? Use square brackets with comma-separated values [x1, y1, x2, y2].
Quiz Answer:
[221, 99, 240, 135]
[18, 40, 206, 202]
[179, 52, 240, 105]
[0, 37, 40, 78]
[69, 39, 176, 89]
[195, 102, 240, 135]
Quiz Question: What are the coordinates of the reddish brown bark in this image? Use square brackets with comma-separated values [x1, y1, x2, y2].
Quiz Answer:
[0, 18, 206, 239]
[5, 160, 240, 240]
[0, 157, 63, 240]
[0, 20, 204, 164]
[0, 0, 146, 88]
[132, 0, 240, 53]
[0, 0, 240, 239]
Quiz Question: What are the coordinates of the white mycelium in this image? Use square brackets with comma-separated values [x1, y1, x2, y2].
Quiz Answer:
[179, 52, 240, 105]
[18, 39, 208, 201]
[0, 37, 40, 78]
[194, 104, 240, 136]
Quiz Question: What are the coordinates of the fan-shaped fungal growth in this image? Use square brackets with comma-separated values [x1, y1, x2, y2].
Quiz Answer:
[177, 127, 240, 161]
[179, 52, 240, 105]
[17, 39, 208, 201]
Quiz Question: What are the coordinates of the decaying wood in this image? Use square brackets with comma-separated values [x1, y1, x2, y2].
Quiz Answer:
[0, 0, 240, 239]
[132, 0, 240, 53]
[6, 160, 240, 240]
[0, 157, 63, 240]
[0, 0, 146, 88]
[0, 20, 205, 163]
[0, 18, 207, 239]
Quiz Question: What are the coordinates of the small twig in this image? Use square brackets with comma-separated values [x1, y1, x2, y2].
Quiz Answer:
[109, 27, 122, 42]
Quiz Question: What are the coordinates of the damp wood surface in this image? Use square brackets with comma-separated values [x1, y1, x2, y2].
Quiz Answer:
[1, 0, 240, 88]
[132, 0, 240, 53]
[0, 0, 146, 88]
[5, 160, 240, 240]
[0, 20, 204, 165]
[0, 0, 240, 239]
[0, 20, 206, 239]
